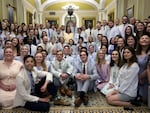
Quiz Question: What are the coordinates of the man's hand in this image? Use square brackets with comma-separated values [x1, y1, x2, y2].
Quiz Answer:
[39, 97, 49, 102]
[75, 74, 90, 81]
[40, 80, 49, 92]
[60, 73, 69, 80]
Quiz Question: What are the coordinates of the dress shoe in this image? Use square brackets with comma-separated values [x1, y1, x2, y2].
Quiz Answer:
[59, 87, 66, 96]
[65, 88, 72, 97]
[54, 98, 70, 106]
[74, 97, 83, 107]
[83, 95, 88, 105]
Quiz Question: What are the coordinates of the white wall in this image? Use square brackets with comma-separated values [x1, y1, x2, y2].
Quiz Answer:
[42, 10, 98, 27]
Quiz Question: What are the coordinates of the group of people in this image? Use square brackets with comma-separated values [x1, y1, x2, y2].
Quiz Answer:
[0, 15, 150, 112]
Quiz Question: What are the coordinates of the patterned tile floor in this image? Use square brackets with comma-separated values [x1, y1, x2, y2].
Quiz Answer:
[0, 92, 150, 113]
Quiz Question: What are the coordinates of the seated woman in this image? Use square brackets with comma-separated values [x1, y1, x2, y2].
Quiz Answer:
[147, 55, 150, 108]
[106, 46, 139, 106]
[0, 47, 23, 109]
[13, 55, 57, 112]
[101, 50, 121, 95]
[96, 49, 110, 91]
[35, 52, 48, 71]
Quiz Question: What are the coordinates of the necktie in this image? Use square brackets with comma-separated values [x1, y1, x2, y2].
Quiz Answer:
[48, 29, 51, 38]
[83, 64, 85, 74]
[30, 73, 35, 94]
[59, 62, 61, 69]
[74, 27, 75, 33]
[29, 45, 31, 55]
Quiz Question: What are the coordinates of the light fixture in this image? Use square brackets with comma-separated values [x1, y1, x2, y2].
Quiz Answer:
[62, 3, 79, 10]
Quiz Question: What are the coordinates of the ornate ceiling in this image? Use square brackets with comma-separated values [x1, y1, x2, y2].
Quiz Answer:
[26, 0, 112, 11]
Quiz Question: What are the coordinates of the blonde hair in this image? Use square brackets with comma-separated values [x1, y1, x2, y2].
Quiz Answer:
[35, 52, 47, 71]
[96, 49, 106, 64]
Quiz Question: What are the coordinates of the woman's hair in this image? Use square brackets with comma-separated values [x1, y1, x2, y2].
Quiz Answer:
[101, 36, 108, 47]
[101, 44, 108, 54]
[41, 31, 47, 39]
[125, 25, 134, 39]
[23, 55, 35, 64]
[88, 36, 94, 42]
[65, 26, 71, 33]
[136, 35, 150, 55]
[110, 50, 121, 67]
[36, 46, 43, 53]
[11, 37, 20, 56]
[147, 54, 150, 65]
[96, 49, 106, 64]
[35, 52, 47, 71]
[135, 22, 146, 40]
[125, 35, 137, 49]
[122, 46, 137, 67]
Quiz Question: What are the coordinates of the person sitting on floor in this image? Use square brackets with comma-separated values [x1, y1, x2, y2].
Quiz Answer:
[106, 46, 139, 106]
[0, 47, 23, 109]
[95, 49, 110, 91]
[101, 50, 121, 95]
[147, 54, 150, 108]
[73, 50, 98, 107]
[51, 50, 74, 99]
[13, 55, 57, 112]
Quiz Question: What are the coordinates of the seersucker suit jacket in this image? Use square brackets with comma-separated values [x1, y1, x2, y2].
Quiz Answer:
[73, 58, 98, 81]
[51, 59, 74, 78]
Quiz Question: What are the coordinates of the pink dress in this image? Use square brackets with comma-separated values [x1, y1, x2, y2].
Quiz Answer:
[96, 62, 110, 90]
[0, 60, 22, 109]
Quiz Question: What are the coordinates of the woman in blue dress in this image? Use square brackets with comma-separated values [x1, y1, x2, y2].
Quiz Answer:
[136, 35, 150, 103]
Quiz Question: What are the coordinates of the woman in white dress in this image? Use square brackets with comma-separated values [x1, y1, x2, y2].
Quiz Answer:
[101, 50, 121, 95]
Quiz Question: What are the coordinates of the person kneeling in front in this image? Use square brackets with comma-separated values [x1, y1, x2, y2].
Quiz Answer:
[13, 55, 57, 112]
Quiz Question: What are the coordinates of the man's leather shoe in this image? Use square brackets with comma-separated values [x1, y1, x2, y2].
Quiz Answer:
[74, 97, 82, 107]
[83, 95, 88, 105]
[59, 87, 66, 96]
[65, 88, 72, 97]
[54, 98, 70, 106]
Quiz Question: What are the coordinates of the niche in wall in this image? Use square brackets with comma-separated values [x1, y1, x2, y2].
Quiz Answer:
[45, 17, 59, 27]
[82, 17, 96, 29]
[108, 12, 114, 21]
